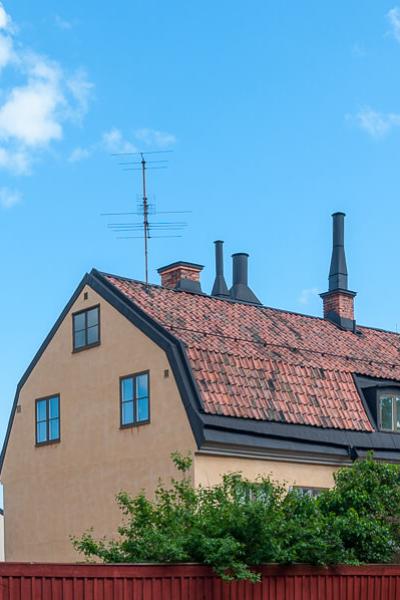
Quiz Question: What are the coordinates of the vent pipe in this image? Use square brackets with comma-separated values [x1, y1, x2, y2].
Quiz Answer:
[211, 240, 229, 298]
[230, 253, 261, 305]
[328, 212, 348, 291]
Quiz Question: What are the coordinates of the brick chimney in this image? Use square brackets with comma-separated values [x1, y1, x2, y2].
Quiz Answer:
[157, 261, 204, 293]
[320, 212, 357, 332]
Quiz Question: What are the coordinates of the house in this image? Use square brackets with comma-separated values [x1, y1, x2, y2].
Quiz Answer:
[2, 212, 400, 562]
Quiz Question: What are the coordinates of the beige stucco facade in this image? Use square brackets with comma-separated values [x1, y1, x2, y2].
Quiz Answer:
[193, 454, 338, 489]
[1, 283, 341, 562]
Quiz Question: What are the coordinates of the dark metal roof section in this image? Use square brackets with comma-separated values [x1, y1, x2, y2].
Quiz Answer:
[328, 212, 349, 291]
[229, 252, 261, 305]
[211, 240, 229, 298]
[157, 261, 204, 274]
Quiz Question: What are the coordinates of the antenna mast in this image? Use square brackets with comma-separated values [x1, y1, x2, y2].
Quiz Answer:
[141, 153, 150, 284]
[102, 150, 190, 285]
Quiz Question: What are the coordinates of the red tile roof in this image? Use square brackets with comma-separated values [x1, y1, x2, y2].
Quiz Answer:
[105, 274, 400, 432]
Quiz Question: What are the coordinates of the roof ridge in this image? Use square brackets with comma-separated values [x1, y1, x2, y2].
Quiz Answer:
[98, 269, 400, 338]
[97, 269, 331, 322]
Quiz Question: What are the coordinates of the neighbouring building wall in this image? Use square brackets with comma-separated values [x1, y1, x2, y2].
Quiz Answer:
[1, 285, 196, 562]
[194, 453, 340, 489]
[0, 511, 4, 561]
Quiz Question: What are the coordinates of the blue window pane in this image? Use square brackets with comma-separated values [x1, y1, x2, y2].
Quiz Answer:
[122, 378, 134, 402]
[37, 400, 47, 422]
[137, 397, 149, 422]
[49, 396, 59, 419]
[396, 397, 400, 430]
[49, 419, 59, 440]
[74, 330, 86, 348]
[122, 401, 134, 425]
[74, 313, 86, 332]
[87, 308, 99, 327]
[87, 325, 99, 345]
[381, 397, 393, 430]
[136, 374, 149, 399]
[37, 422, 47, 443]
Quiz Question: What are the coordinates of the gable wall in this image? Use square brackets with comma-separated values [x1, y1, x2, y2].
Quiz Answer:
[1, 285, 196, 562]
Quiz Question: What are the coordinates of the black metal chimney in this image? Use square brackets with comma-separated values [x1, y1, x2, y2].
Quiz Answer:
[320, 212, 357, 332]
[329, 212, 348, 291]
[211, 240, 229, 298]
[230, 253, 261, 304]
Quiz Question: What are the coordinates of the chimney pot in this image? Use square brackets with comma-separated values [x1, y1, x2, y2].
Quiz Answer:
[211, 240, 229, 298]
[230, 253, 261, 305]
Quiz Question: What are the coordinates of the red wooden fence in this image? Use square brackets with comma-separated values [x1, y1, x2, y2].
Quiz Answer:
[0, 563, 400, 599]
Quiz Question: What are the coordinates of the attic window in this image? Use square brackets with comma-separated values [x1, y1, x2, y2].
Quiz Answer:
[72, 305, 100, 352]
[379, 392, 400, 432]
[120, 371, 150, 427]
[36, 395, 60, 445]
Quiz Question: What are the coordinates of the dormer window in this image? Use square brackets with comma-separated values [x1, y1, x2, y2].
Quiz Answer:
[379, 392, 400, 432]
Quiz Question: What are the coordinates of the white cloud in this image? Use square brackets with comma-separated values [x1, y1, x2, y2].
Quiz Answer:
[0, 3, 11, 31]
[69, 146, 91, 162]
[102, 128, 136, 154]
[55, 15, 72, 30]
[351, 107, 400, 138]
[299, 287, 319, 305]
[0, 186, 21, 208]
[0, 33, 14, 69]
[134, 128, 176, 148]
[388, 7, 400, 42]
[0, 147, 30, 174]
[66, 69, 93, 121]
[351, 43, 366, 58]
[0, 4, 93, 175]
[0, 78, 63, 146]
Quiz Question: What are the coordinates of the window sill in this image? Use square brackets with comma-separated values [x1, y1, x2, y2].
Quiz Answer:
[120, 420, 151, 430]
[379, 428, 400, 434]
[35, 439, 60, 448]
[72, 341, 101, 354]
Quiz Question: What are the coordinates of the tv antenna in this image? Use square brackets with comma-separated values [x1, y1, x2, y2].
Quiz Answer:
[102, 150, 189, 285]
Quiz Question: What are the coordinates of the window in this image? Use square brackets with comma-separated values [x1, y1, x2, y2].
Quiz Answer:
[120, 372, 150, 427]
[36, 395, 60, 445]
[73, 306, 100, 351]
[379, 392, 400, 431]
[291, 486, 326, 498]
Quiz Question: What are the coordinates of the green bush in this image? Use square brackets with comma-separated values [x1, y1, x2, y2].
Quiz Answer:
[72, 453, 400, 581]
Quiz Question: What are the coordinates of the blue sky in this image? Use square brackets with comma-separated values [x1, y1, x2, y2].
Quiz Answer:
[1, 1, 400, 464]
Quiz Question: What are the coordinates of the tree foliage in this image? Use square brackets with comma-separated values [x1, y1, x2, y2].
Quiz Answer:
[72, 453, 400, 581]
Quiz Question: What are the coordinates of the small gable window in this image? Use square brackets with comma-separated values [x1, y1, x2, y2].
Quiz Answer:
[36, 395, 60, 445]
[72, 306, 100, 351]
[120, 372, 150, 427]
[379, 392, 400, 432]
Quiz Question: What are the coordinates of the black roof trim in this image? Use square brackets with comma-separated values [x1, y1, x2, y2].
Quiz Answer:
[200, 412, 400, 452]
